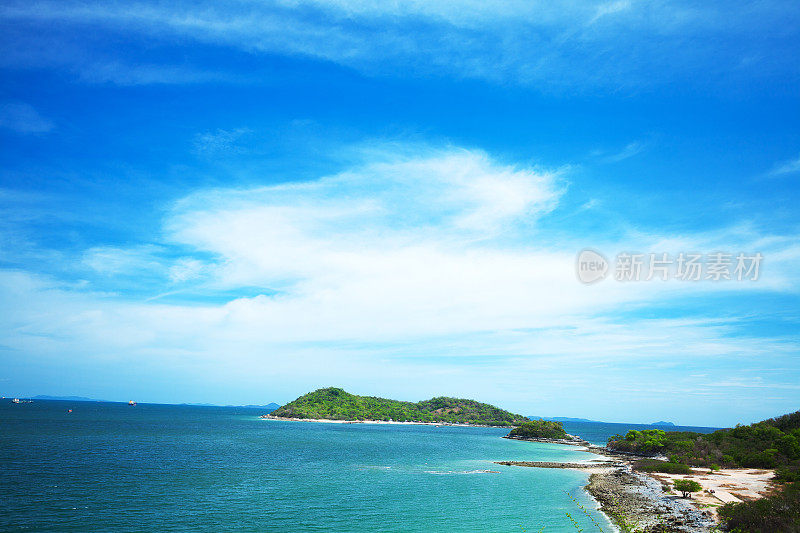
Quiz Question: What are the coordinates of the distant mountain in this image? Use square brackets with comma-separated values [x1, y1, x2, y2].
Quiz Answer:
[32, 395, 105, 402]
[529, 416, 599, 423]
[272, 387, 528, 425]
[530, 417, 681, 426]
[240, 403, 280, 411]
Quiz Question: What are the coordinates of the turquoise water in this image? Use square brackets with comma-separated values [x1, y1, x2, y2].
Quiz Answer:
[2, 400, 613, 532]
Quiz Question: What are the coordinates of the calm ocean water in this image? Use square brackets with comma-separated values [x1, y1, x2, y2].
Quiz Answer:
[1, 399, 716, 532]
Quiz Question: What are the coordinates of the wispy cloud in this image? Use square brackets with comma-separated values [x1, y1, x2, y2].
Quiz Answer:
[770, 154, 800, 176]
[192, 127, 252, 156]
[0, 102, 54, 134]
[77, 62, 234, 86]
[83, 245, 167, 277]
[597, 141, 646, 163]
[588, 0, 632, 25]
[1, 1, 798, 90]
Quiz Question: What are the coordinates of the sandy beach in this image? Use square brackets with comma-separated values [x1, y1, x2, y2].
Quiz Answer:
[644, 467, 777, 520]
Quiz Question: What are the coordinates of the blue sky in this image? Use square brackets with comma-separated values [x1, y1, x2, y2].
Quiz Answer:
[1, 0, 799, 426]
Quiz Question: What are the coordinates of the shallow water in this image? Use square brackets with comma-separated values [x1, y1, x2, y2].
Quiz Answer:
[2, 399, 615, 532]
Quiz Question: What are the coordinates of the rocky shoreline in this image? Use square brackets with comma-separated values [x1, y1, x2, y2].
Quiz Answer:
[501, 456, 717, 532]
[501, 437, 719, 532]
[495, 460, 618, 469]
[502, 433, 590, 446]
[586, 465, 717, 533]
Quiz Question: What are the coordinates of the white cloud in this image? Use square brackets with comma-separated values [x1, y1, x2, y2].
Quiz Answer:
[192, 127, 252, 156]
[77, 61, 233, 86]
[13, 148, 800, 344]
[169, 258, 207, 283]
[589, 0, 632, 25]
[770, 154, 800, 176]
[0, 102, 54, 134]
[599, 141, 646, 163]
[83, 245, 166, 276]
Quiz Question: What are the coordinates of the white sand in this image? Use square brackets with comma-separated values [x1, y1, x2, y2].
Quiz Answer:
[647, 467, 777, 519]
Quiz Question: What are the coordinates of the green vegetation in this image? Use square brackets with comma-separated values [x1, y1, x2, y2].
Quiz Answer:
[270, 387, 529, 426]
[718, 482, 800, 532]
[607, 411, 800, 476]
[507, 419, 567, 440]
[606, 429, 667, 454]
[632, 458, 692, 474]
[672, 478, 702, 498]
[776, 466, 800, 483]
[605, 412, 800, 532]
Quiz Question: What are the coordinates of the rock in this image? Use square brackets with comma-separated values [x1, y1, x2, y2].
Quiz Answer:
[585, 466, 717, 533]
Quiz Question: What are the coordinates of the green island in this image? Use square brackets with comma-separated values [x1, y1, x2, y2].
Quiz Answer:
[269, 387, 529, 426]
[606, 410, 800, 532]
[507, 419, 568, 440]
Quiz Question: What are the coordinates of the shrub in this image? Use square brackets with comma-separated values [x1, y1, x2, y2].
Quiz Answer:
[776, 466, 800, 483]
[718, 483, 800, 532]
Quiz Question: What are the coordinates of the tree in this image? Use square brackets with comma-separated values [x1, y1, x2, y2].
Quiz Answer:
[672, 479, 702, 498]
[508, 420, 567, 439]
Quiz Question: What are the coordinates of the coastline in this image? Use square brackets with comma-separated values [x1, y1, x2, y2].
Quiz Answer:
[502, 438, 721, 532]
[497, 436, 783, 533]
[503, 433, 591, 447]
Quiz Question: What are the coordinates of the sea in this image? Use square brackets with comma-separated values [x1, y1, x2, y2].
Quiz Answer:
[1, 399, 719, 532]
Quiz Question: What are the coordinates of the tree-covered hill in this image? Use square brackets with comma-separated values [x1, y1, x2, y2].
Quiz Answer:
[270, 387, 529, 426]
[606, 411, 800, 479]
[507, 419, 568, 440]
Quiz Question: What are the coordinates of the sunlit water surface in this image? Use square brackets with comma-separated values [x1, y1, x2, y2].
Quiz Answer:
[2, 400, 628, 532]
